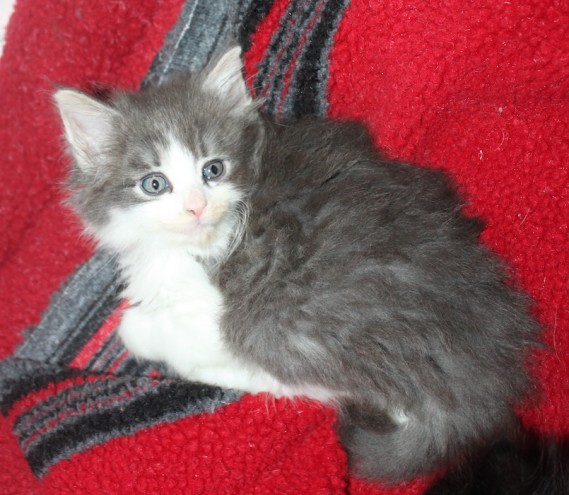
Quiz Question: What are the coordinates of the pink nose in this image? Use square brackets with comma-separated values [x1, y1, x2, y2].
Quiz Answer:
[184, 190, 207, 219]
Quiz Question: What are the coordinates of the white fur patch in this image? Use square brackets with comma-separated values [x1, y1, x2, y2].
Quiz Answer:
[98, 136, 243, 259]
[390, 408, 411, 426]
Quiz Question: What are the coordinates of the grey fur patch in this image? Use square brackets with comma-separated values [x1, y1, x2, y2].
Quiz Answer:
[209, 114, 539, 482]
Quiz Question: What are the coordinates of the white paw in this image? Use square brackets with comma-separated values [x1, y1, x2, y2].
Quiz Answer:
[118, 306, 162, 361]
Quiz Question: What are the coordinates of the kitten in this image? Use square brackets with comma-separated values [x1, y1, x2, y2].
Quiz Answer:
[55, 47, 541, 484]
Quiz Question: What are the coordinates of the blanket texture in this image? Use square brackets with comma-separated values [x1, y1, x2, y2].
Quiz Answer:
[1, 0, 567, 494]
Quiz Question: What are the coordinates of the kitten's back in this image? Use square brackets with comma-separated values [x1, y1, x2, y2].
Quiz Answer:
[219, 116, 539, 481]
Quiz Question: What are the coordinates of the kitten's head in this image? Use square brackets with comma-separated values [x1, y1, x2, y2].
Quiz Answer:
[55, 46, 262, 259]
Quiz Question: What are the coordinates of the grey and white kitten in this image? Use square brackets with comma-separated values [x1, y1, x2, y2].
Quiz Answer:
[55, 47, 539, 483]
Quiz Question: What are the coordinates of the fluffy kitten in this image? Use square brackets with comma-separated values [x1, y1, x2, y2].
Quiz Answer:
[55, 47, 541, 483]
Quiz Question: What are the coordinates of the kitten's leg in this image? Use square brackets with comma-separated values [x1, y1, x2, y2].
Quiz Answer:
[117, 306, 163, 361]
[188, 364, 287, 395]
[118, 306, 289, 394]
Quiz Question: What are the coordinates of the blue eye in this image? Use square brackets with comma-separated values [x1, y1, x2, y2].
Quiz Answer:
[140, 173, 170, 195]
[202, 160, 225, 182]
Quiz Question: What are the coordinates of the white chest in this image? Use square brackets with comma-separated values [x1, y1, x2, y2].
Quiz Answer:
[119, 250, 229, 366]
[116, 248, 338, 401]
[116, 250, 286, 394]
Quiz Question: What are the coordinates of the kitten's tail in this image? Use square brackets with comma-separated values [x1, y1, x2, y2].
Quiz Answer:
[340, 403, 569, 492]
[339, 401, 457, 482]
[426, 429, 569, 495]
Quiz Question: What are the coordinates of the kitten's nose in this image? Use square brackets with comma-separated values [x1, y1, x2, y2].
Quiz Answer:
[184, 190, 207, 219]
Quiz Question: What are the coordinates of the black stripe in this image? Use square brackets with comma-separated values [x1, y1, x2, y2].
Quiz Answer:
[252, 0, 314, 102]
[1, 366, 87, 415]
[116, 356, 162, 376]
[26, 381, 230, 476]
[262, 17, 310, 115]
[290, 0, 349, 118]
[13, 375, 149, 439]
[254, 0, 341, 119]
[238, 0, 278, 52]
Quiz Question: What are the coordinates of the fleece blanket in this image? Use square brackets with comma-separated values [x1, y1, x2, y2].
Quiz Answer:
[1, 0, 567, 494]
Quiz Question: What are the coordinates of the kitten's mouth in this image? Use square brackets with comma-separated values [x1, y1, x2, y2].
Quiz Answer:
[168, 215, 216, 238]
[185, 220, 207, 231]
[186, 220, 217, 241]
[168, 214, 223, 246]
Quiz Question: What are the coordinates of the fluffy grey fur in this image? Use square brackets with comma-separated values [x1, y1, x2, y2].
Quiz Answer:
[56, 49, 540, 483]
[217, 117, 538, 481]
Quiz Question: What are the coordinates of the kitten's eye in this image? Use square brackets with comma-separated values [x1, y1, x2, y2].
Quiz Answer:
[202, 159, 225, 182]
[140, 173, 171, 195]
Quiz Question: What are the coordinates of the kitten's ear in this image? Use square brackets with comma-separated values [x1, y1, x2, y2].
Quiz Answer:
[54, 89, 119, 171]
[202, 46, 253, 110]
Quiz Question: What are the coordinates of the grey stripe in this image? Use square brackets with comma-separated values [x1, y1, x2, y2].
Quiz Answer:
[144, 0, 238, 87]
[15, 249, 121, 365]
[159, 0, 200, 77]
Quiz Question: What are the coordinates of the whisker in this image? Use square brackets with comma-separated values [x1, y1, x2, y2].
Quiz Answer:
[224, 199, 249, 261]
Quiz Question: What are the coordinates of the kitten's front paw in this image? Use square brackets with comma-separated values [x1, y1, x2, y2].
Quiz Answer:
[118, 307, 161, 362]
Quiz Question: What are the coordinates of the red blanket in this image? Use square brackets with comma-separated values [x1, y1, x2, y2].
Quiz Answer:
[1, 1, 567, 494]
